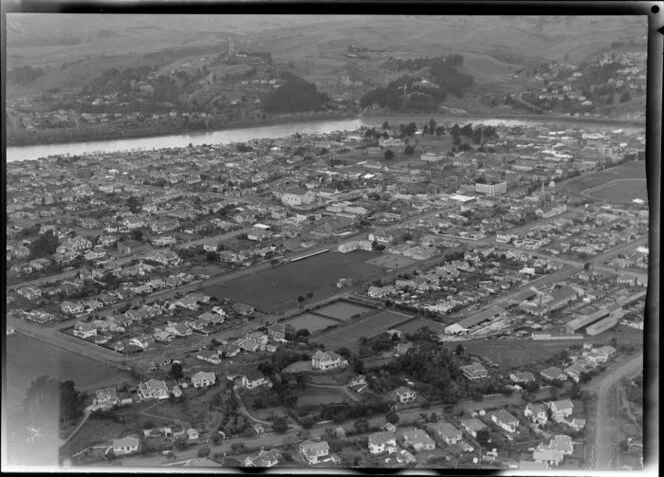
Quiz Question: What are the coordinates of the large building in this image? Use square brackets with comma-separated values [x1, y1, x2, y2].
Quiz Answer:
[475, 181, 507, 196]
[444, 305, 507, 335]
[420, 152, 445, 162]
[566, 308, 610, 333]
[281, 188, 316, 206]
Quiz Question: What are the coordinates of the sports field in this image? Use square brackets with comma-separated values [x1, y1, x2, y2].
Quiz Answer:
[366, 254, 417, 270]
[562, 161, 646, 195]
[284, 313, 341, 333]
[205, 250, 383, 313]
[585, 179, 648, 204]
[394, 317, 446, 335]
[312, 310, 412, 350]
[314, 301, 375, 321]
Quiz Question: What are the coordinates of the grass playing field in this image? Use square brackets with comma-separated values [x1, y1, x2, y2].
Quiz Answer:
[311, 310, 412, 350]
[204, 250, 383, 313]
[284, 313, 341, 333]
[313, 301, 375, 321]
[585, 179, 648, 204]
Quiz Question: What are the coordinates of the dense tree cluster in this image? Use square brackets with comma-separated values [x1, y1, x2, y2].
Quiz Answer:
[29, 230, 59, 260]
[264, 74, 330, 114]
[384, 342, 463, 403]
[8, 65, 45, 86]
[23, 376, 87, 425]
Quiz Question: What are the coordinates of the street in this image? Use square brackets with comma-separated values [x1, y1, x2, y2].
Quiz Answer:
[586, 350, 644, 470]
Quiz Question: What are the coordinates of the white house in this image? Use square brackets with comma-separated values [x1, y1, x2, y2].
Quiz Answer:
[112, 437, 139, 455]
[299, 440, 331, 465]
[191, 371, 216, 388]
[311, 350, 348, 371]
[368, 431, 397, 455]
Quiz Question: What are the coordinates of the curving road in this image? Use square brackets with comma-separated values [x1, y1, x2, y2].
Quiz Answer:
[586, 350, 644, 470]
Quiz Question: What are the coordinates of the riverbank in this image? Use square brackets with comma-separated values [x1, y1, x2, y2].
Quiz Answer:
[7, 108, 644, 151]
[360, 111, 646, 127]
[6, 110, 357, 148]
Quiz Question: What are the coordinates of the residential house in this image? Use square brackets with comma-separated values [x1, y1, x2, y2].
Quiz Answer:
[299, 440, 331, 465]
[461, 363, 490, 380]
[540, 366, 567, 382]
[61, 300, 85, 315]
[532, 435, 574, 466]
[401, 428, 436, 452]
[17, 286, 42, 301]
[491, 410, 520, 433]
[241, 372, 270, 390]
[231, 302, 254, 316]
[460, 418, 487, 438]
[191, 371, 216, 388]
[112, 437, 139, 455]
[392, 386, 417, 404]
[93, 388, 119, 410]
[510, 371, 536, 384]
[73, 323, 98, 339]
[368, 431, 398, 455]
[165, 324, 193, 337]
[524, 403, 549, 425]
[244, 449, 281, 467]
[429, 422, 463, 445]
[267, 323, 286, 341]
[547, 400, 574, 422]
[196, 350, 222, 365]
[137, 379, 169, 400]
[311, 350, 348, 371]
[187, 428, 199, 441]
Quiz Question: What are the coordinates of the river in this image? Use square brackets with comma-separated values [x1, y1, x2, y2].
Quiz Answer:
[7, 114, 644, 163]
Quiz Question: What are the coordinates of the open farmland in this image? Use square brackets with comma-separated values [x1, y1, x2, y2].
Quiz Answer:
[204, 250, 383, 313]
[312, 310, 412, 351]
[394, 317, 446, 335]
[284, 313, 341, 333]
[314, 300, 375, 321]
[585, 179, 648, 204]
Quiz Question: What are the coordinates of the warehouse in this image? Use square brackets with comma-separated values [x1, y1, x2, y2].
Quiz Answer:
[445, 305, 506, 335]
[586, 315, 620, 336]
[566, 308, 610, 334]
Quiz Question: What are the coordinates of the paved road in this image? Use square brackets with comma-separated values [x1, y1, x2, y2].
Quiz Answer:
[586, 350, 644, 470]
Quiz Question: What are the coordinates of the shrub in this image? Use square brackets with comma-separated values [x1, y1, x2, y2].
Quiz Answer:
[197, 445, 210, 458]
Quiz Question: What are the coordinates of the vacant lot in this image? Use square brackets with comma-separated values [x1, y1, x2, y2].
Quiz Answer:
[295, 387, 348, 407]
[205, 251, 383, 313]
[585, 179, 648, 204]
[394, 317, 446, 335]
[312, 310, 412, 350]
[63, 418, 127, 456]
[284, 313, 341, 333]
[314, 301, 375, 321]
